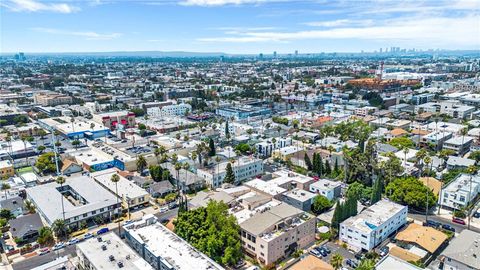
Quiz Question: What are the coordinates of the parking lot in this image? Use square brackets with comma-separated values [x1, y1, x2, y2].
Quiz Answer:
[308, 242, 356, 269]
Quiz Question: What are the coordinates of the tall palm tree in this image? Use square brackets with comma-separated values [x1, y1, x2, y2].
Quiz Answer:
[174, 162, 182, 196]
[56, 176, 66, 220]
[182, 163, 190, 190]
[136, 155, 147, 173]
[52, 219, 67, 240]
[330, 253, 343, 270]
[110, 173, 121, 233]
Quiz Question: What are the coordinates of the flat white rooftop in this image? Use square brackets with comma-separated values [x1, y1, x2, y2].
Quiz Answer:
[91, 168, 149, 200]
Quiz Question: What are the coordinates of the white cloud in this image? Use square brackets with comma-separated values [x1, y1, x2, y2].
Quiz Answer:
[32, 28, 122, 40]
[304, 19, 374, 27]
[1, 0, 80, 13]
[180, 0, 280, 6]
[199, 14, 480, 48]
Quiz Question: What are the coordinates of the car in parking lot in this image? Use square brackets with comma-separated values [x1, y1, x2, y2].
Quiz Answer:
[314, 246, 328, 257]
[346, 259, 358, 268]
[159, 206, 169, 213]
[379, 246, 389, 256]
[96, 228, 109, 235]
[441, 224, 456, 232]
[452, 217, 466, 225]
[474, 211, 480, 218]
[309, 249, 322, 258]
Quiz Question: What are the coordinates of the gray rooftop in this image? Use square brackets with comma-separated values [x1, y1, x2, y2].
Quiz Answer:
[26, 176, 118, 224]
[441, 230, 480, 269]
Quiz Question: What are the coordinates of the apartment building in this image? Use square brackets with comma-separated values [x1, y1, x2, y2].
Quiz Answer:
[197, 157, 263, 188]
[34, 93, 73, 106]
[0, 160, 14, 178]
[340, 200, 408, 251]
[309, 179, 342, 201]
[439, 173, 480, 210]
[146, 103, 192, 117]
[255, 137, 292, 157]
[92, 111, 136, 130]
[239, 203, 316, 266]
[443, 136, 474, 156]
[440, 230, 480, 270]
[26, 176, 120, 228]
[76, 232, 154, 270]
[91, 169, 150, 210]
[355, 106, 378, 117]
[123, 215, 224, 270]
[419, 131, 452, 151]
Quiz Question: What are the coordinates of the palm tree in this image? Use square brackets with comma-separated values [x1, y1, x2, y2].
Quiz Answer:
[330, 253, 343, 270]
[174, 162, 182, 195]
[136, 155, 147, 173]
[154, 148, 161, 163]
[356, 259, 375, 270]
[191, 151, 198, 165]
[182, 163, 190, 190]
[402, 146, 409, 167]
[1, 183, 10, 200]
[110, 173, 121, 233]
[56, 176, 66, 220]
[70, 117, 75, 133]
[52, 219, 67, 240]
[25, 200, 36, 214]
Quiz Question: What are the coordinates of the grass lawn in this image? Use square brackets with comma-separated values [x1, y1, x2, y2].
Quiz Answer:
[16, 166, 34, 174]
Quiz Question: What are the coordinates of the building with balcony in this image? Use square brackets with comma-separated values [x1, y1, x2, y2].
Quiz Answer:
[340, 200, 407, 251]
[197, 157, 263, 188]
[439, 173, 480, 210]
[239, 203, 316, 266]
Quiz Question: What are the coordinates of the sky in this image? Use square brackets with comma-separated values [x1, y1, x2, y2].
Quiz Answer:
[0, 0, 479, 54]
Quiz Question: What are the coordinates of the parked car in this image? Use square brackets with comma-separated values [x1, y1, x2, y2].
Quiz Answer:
[315, 247, 328, 257]
[159, 206, 169, 213]
[424, 220, 441, 228]
[452, 217, 466, 225]
[321, 245, 331, 254]
[379, 246, 389, 256]
[346, 259, 358, 268]
[83, 233, 94, 240]
[53, 242, 65, 251]
[473, 211, 480, 218]
[309, 249, 322, 258]
[38, 248, 50, 255]
[67, 238, 80, 245]
[441, 224, 456, 232]
[96, 228, 109, 235]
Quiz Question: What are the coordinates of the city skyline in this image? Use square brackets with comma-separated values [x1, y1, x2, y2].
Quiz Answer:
[1, 0, 479, 54]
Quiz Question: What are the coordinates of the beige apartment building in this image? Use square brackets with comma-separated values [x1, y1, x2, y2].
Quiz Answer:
[34, 93, 73, 106]
[239, 203, 316, 266]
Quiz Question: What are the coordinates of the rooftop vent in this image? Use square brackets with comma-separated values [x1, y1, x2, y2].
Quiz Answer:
[109, 255, 115, 261]
[117, 261, 124, 268]
[101, 245, 107, 251]
[97, 237, 102, 242]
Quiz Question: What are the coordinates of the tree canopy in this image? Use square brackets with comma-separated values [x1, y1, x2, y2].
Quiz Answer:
[312, 195, 333, 214]
[174, 201, 242, 266]
[35, 152, 61, 174]
[385, 177, 437, 210]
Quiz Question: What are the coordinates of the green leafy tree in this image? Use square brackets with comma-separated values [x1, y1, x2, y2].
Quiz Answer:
[385, 177, 437, 210]
[346, 182, 372, 201]
[0, 209, 13, 220]
[357, 259, 376, 270]
[331, 202, 343, 229]
[324, 160, 332, 175]
[35, 152, 61, 174]
[174, 201, 242, 266]
[52, 219, 67, 239]
[136, 155, 147, 173]
[312, 195, 332, 214]
[235, 143, 251, 154]
[370, 177, 383, 205]
[224, 163, 235, 184]
[389, 137, 414, 149]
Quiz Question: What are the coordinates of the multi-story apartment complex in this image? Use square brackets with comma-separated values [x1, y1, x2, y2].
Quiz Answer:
[93, 111, 136, 130]
[255, 137, 292, 157]
[0, 104, 28, 125]
[443, 136, 474, 156]
[76, 232, 154, 270]
[216, 106, 271, 120]
[0, 160, 14, 178]
[146, 103, 192, 117]
[26, 176, 120, 228]
[197, 157, 263, 188]
[340, 200, 408, 251]
[439, 173, 480, 210]
[419, 131, 453, 151]
[239, 203, 316, 266]
[123, 215, 225, 270]
[34, 93, 73, 106]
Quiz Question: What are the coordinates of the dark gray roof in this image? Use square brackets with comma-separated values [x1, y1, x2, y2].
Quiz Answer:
[9, 213, 44, 238]
[149, 181, 174, 194]
[441, 230, 480, 269]
[0, 196, 24, 212]
[376, 143, 398, 154]
[132, 176, 153, 186]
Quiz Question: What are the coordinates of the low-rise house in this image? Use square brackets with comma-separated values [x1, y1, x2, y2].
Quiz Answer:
[309, 179, 342, 201]
[9, 213, 44, 242]
[393, 223, 448, 262]
[439, 230, 480, 270]
[446, 156, 476, 170]
[443, 136, 474, 156]
[160, 162, 204, 192]
[340, 200, 408, 252]
[288, 255, 334, 270]
[280, 188, 316, 211]
[0, 196, 25, 217]
[148, 181, 174, 198]
[0, 160, 14, 178]
[60, 159, 83, 175]
[376, 255, 423, 270]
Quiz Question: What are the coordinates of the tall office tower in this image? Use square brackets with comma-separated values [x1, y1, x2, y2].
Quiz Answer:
[379, 48, 383, 53]
[273, 51, 277, 58]
[295, 50, 298, 56]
